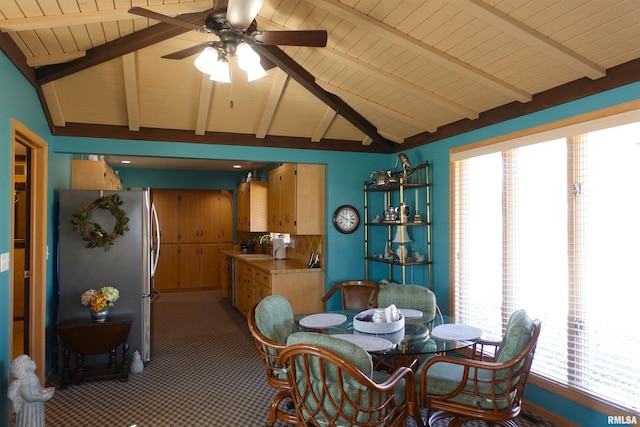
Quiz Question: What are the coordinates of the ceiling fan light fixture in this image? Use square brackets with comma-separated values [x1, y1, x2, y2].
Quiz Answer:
[209, 55, 231, 84]
[194, 46, 219, 75]
[237, 43, 267, 82]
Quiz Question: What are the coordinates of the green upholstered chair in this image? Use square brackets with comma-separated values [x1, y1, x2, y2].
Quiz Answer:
[417, 309, 541, 427]
[377, 283, 439, 323]
[278, 332, 417, 427]
[321, 280, 379, 312]
[247, 296, 298, 426]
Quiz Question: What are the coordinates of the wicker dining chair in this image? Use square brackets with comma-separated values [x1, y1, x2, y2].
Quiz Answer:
[417, 309, 541, 427]
[278, 331, 417, 427]
[321, 280, 379, 312]
[247, 296, 298, 426]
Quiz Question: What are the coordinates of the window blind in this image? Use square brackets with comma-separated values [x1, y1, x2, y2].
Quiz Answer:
[451, 117, 640, 412]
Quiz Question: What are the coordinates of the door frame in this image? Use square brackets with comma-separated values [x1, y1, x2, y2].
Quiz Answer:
[10, 118, 48, 382]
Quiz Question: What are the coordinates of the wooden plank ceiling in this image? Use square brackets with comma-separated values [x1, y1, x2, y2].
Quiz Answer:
[1, 0, 639, 153]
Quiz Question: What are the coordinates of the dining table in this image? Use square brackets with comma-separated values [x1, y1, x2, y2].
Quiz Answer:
[295, 308, 483, 369]
[295, 308, 483, 427]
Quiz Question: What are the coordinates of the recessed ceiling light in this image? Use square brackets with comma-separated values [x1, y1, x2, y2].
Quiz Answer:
[233, 165, 242, 169]
[120, 160, 131, 164]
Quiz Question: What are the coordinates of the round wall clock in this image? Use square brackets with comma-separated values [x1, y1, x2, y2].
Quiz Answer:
[333, 205, 360, 234]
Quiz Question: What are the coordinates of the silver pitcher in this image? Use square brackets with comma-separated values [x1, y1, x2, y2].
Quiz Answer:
[370, 170, 389, 186]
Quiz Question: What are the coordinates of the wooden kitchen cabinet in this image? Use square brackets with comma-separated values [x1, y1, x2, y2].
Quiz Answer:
[71, 159, 122, 190]
[237, 181, 268, 232]
[152, 189, 233, 291]
[154, 244, 179, 291]
[180, 244, 220, 289]
[152, 190, 181, 243]
[233, 257, 323, 317]
[268, 163, 324, 235]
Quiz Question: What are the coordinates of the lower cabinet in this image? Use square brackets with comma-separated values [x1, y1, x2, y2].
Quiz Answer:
[155, 243, 232, 291]
[234, 258, 323, 317]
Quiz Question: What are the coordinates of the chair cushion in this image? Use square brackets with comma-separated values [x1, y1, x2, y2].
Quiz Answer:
[286, 332, 373, 377]
[377, 284, 436, 321]
[286, 332, 405, 426]
[495, 309, 534, 363]
[419, 310, 535, 410]
[419, 360, 510, 409]
[255, 295, 296, 344]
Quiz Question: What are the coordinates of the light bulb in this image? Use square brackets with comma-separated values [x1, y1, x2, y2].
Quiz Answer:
[194, 47, 218, 75]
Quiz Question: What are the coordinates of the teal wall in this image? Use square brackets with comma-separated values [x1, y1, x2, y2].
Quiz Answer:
[2, 49, 639, 426]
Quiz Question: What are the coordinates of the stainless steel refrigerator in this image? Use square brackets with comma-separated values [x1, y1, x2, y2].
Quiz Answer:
[57, 189, 160, 368]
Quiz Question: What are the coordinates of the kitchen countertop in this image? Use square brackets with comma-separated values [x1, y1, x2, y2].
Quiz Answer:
[222, 250, 322, 273]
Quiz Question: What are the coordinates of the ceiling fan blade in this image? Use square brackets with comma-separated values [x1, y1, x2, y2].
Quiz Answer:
[129, 6, 208, 33]
[251, 30, 328, 47]
[162, 43, 213, 60]
[226, 0, 265, 30]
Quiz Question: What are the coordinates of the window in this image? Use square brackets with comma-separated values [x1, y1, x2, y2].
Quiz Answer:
[451, 111, 640, 412]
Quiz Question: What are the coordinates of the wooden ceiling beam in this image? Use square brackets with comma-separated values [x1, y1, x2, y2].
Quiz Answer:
[34, 10, 211, 85]
[257, 69, 288, 139]
[312, 108, 337, 142]
[452, 0, 605, 79]
[195, 74, 215, 136]
[250, 43, 395, 151]
[122, 53, 140, 132]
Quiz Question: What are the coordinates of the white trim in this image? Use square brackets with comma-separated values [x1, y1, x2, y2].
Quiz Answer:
[451, 109, 640, 161]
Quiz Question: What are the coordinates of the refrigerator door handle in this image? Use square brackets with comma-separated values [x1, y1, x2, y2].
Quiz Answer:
[151, 202, 161, 277]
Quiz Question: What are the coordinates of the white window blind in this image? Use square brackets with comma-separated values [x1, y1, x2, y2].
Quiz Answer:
[452, 116, 640, 412]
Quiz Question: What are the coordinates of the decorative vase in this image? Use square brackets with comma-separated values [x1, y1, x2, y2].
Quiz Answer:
[91, 308, 110, 323]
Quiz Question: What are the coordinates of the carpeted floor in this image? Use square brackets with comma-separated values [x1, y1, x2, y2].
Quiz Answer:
[43, 290, 555, 427]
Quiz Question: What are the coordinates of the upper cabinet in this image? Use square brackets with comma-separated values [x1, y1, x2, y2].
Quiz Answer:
[71, 160, 122, 190]
[268, 163, 324, 235]
[153, 189, 233, 244]
[237, 181, 268, 232]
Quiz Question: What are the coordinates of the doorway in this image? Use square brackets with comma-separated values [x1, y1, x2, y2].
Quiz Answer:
[10, 118, 48, 382]
[12, 141, 30, 359]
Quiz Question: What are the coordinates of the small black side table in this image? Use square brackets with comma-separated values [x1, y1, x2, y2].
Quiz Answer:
[57, 317, 132, 389]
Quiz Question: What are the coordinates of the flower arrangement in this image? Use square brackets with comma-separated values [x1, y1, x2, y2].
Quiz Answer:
[81, 286, 120, 312]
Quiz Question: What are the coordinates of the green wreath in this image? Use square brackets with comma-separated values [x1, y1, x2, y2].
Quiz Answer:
[71, 194, 129, 251]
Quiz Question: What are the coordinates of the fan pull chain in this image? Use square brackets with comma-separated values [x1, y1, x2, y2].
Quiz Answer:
[229, 66, 234, 109]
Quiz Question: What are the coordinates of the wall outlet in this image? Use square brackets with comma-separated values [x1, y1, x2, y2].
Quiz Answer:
[0, 252, 9, 272]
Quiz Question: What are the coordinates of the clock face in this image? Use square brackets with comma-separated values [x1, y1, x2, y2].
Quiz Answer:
[333, 205, 360, 234]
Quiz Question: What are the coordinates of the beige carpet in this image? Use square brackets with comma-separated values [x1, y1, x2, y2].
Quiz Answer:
[42, 290, 554, 426]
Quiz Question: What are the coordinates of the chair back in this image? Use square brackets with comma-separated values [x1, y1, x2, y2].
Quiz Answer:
[377, 284, 437, 320]
[280, 332, 411, 426]
[247, 295, 296, 388]
[419, 310, 541, 425]
[321, 280, 379, 312]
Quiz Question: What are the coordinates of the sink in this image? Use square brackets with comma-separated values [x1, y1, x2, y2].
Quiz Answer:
[235, 253, 274, 260]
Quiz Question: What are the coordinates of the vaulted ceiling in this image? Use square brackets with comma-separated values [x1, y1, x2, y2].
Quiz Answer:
[2, 0, 639, 153]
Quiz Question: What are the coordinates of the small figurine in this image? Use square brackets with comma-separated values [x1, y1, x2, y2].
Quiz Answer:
[130, 350, 144, 374]
[8, 355, 55, 427]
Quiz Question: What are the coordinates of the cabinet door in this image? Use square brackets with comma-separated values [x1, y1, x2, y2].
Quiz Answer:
[268, 169, 281, 231]
[153, 190, 181, 244]
[180, 191, 203, 242]
[199, 191, 218, 243]
[179, 244, 201, 289]
[199, 243, 220, 288]
[280, 164, 297, 233]
[154, 243, 180, 291]
[217, 190, 233, 243]
[237, 183, 250, 231]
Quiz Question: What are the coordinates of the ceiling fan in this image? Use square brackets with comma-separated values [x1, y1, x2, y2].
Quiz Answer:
[129, 0, 327, 83]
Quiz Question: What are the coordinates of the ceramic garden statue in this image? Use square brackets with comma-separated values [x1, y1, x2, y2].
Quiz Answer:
[8, 355, 55, 427]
